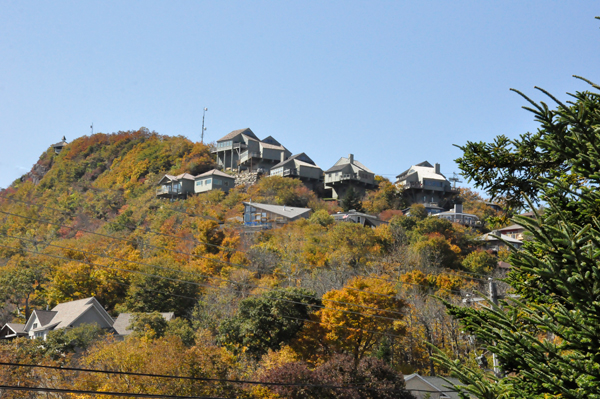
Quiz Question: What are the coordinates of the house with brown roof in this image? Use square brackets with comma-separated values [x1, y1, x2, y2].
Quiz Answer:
[22, 297, 115, 340]
[324, 154, 377, 199]
[212, 128, 291, 172]
[194, 169, 236, 194]
[269, 152, 324, 190]
[156, 173, 196, 199]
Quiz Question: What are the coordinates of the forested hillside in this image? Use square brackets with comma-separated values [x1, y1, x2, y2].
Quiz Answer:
[0, 127, 504, 398]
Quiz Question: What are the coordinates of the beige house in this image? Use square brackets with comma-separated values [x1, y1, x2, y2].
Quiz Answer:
[194, 169, 235, 194]
[156, 173, 196, 199]
[212, 128, 291, 172]
[324, 154, 376, 199]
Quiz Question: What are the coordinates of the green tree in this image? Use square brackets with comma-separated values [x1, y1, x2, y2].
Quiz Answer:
[341, 186, 364, 212]
[408, 203, 427, 220]
[0, 257, 47, 320]
[44, 323, 105, 358]
[217, 288, 320, 359]
[128, 312, 169, 339]
[461, 250, 497, 275]
[435, 77, 600, 398]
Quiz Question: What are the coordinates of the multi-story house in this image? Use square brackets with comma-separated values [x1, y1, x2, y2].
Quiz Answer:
[156, 173, 196, 199]
[269, 152, 323, 190]
[434, 203, 480, 226]
[212, 128, 291, 172]
[395, 161, 458, 212]
[324, 154, 377, 199]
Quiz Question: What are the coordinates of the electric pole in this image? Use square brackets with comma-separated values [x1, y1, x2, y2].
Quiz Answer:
[201, 107, 208, 143]
[489, 278, 502, 378]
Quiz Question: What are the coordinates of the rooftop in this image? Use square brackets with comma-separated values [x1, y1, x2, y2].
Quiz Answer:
[243, 202, 311, 219]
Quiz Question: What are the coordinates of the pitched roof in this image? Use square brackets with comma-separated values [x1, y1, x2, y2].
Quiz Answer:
[396, 161, 448, 182]
[497, 224, 524, 232]
[48, 297, 112, 330]
[5, 323, 25, 333]
[33, 310, 58, 327]
[113, 312, 175, 336]
[158, 173, 195, 184]
[271, 153, 320, 170]
[243, 202, 311, 219]
[404, 373, 462, 399]
[260, 141, 286, 150]
[217, 128, 258, 142]
[261, 136, 282, 146]
[326, 156, 374, 174]
[479, 233, 523, 244]
[196, 169, 235, 179]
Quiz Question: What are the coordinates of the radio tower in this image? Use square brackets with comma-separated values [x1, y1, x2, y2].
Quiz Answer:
[449, 172, 462, 189]
[201, 107, 208, 143]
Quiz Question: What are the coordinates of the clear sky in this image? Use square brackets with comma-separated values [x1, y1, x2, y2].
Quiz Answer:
[1, 1, 598, 190]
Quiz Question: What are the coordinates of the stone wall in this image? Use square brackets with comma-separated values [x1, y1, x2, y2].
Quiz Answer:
[234, 171, 260, 188]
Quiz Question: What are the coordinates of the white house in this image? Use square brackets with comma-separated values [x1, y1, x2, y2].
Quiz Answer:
[22, 297, 114, 340]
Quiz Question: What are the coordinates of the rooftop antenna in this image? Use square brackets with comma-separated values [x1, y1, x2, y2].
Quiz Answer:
[449, 172, 462, 189]
[201, 107, 208, 143]
[90, 123, 93, 135]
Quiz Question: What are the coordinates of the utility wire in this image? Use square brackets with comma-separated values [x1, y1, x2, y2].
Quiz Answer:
[0, 385, 231, 398]
[0, 362, 457, 394]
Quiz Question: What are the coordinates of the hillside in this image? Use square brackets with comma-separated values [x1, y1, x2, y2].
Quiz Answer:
[0, 129, 501, 397]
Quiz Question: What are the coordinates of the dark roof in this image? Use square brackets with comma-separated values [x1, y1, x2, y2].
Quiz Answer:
[217, 128, 258, 142]
[113, 312, 175, 336]
[261, 136, 282, 146]
[243, 202, 311, 219]
[415, 161, 433, 167]
[5, 323, 25, 333]
[271, 153, 316, 169]
[34, 310, 58, 326]
[325, 164, 350, 173]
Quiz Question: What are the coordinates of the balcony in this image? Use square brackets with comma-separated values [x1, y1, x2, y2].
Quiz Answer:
[212, 142, 247, 153]
[239, 151, 261, 164]
[283, 168, 298, 177]
[156, 186, 182, 196]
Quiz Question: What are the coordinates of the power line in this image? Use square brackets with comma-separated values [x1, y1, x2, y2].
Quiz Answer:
[0, 385, 231, 399]
[0, 362, 456, 394]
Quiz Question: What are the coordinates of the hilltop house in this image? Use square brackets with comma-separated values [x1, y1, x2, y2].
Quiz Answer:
[156, 173, 196, 199]
[212, 128, 291, 172]
[269, 152, 323, 190]
[51, 136, 68, 154]
[395, 161, 458, 212]
[243, 202, 311, 228]
[479, 231, 523, 252]
[434, 203, 480, 226]
[20, 297, 114, 340]
[324, 154, 377, 199]
[194, 169, 235, 194]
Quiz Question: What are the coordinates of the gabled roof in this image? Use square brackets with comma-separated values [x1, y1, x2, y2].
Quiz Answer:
[158, 173, 195, 184]
[261, 136, 282, 146]
[113, 312, 175, 336]
[195, 169, 235, 179]
[6, 323, 25, 333]
[260, 141, 287, 150]
[243, 202, 311, 219]
[51, 136, 68, 148]
[404, 373, 462, 399]
[326, 156, 374, 174]
[30, 310, 58, 328]
[479, 233, 523, 244]
[217, 128, 258, 142]
[271, 153, 319, 169]
[497, 224, 524, 232]
[25, 297, 114, 332]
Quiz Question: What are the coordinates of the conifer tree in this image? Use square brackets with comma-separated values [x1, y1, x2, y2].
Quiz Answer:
[341, 186, 364, 212]
[434, 77, 600, 398]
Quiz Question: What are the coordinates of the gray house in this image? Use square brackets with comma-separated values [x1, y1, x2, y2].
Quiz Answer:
[22, 297, 115, 340]
[212, 128, 291, 172]
[324, 154, 377, 199]
[269, 153, 323, 190]
[404, 373, 464, 399]
[51, 136, 68, 155]
[156, 173, 196, 199]
[243, 202, 311, 228]
[112, 312, 175, 337]
[396, 161, 458, 211]
[194, 169, 235, 194]
[0, 323, 27, 340]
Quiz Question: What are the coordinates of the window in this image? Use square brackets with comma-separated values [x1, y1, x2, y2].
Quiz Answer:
[214, 178, 222, 185]
[206, 178, 212, 185]
[196, 180, 203, 186]
[224, 181, 229, 187]
[33, 323, 38, 329]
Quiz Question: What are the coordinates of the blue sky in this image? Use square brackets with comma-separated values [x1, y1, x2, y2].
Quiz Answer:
[1, 1, 598, 190]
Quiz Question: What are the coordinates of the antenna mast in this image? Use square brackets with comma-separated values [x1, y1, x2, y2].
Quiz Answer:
[449, 172, 462, 189]
[90, 123, 93, 135]
[201, 107, 208, 143]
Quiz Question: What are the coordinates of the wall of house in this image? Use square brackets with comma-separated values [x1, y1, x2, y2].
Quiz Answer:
[298, 164, 322, 180]
[75, 307, 112, 329]
[261, 147, 283, 162]
[404, 379, 443, 399]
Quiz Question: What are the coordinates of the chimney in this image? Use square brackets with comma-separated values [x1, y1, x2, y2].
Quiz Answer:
[454, 203, 463, 214]
[280, 151, 285, 162]
[349, 154, 354, 164]
[435, 163, 441, 174]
